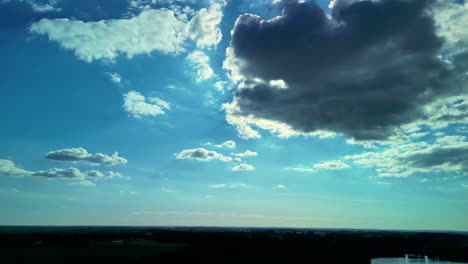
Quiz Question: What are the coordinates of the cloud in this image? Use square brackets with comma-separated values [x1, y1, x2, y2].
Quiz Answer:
[223, 0, 468, 141]
[30, 167, 119, 180]
[46, 147, 127, 166]
[29, 1, 226, 62]
[187, 50, 216, 82]
[215, 140, 236, 148]
[285, 167, 316, 173]
[277, 184, 286, 188]
[209, 184, 226, 188]
[231, 150, 257, 157]
[3, 0, 61, 12]
[30, 8, 187, 62]
[133, 211, 326, 221]
[123, 91, 170, 118]
[345, 135, 468, 178]
[0, 188, 19, 192]
[0, 159, 121, 186]
[106, 72, 121, 84]
[176, 148, 232, 162]
[232, 163, 254, 171]
[70, 180, 96, 187]
[313, 160, 350, 170]
[187, 0, 225, 48]
[0, 159, 33, 177]
[32, 167, 82, 179]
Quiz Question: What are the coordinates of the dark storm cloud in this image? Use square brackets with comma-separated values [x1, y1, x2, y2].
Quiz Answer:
[405, 147, 468, 174]
[226, 0, 467, 140]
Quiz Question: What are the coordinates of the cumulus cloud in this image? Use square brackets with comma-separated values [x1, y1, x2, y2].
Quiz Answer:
[123, 91, 170, 118]
[231, 150, 257, 157]
[187, 0, 225, 48]
[30, 8, 187, 62]
[0, 159, 122, 187]
[46, 147, 127, 166]
[176, 148, 232, 162]
[187, 50, 216, 82]
[313, 160, 350, 170]
[106, 72, 121, 84]
[29, 1, 225, 62]
[232, 163, 254, 171]
[223, 0, 468, 141]
[215, 140, 236, 148]
[345, 135, 468, 178]
[277, 184, 286, 188]
[0, 159, 33, 177]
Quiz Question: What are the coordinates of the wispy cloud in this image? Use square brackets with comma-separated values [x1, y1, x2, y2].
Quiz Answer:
[132, 211, 328, 221]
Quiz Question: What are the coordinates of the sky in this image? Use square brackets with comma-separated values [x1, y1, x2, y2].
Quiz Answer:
[0, 0, 467, 231]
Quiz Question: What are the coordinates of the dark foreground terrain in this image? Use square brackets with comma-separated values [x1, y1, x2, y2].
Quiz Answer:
[1, 226, 467, 264]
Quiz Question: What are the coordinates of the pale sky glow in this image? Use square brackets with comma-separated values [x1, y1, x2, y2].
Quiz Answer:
[0, 0, 467, 230]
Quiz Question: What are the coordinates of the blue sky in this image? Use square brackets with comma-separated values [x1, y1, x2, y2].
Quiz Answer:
[0, 0, 467, 230]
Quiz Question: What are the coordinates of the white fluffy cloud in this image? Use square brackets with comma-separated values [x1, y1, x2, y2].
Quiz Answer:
[232, 163, 254, 171]
[215, 140, 236, 148]
[123, 91, 170, 118]
[231, 150, 257, 157]
[30, 8, 188, 62]
[0, 159, 33, 177]
[106, 72, 121, 84]
[186, 0, 225, 48]
[187, 50, 216, 82]
[29, 1, 226, 62]
[176, 148, 232, 162]
[46, 147, 127, 166]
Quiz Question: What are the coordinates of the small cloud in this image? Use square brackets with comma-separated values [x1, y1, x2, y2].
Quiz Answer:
[376, 181, 395, 185]
[419, 178, 429, 183]
[209, 184, 226, 188]
[0, 188, 20, 192]
[215, 140, 236, 148]
[167, 84, 176, 89]
[462, 184, 468, 188]
[123, 91, 169, 118]
[232, 163, 255, 171]
[277, 185, 286, 188]
[70, 181, 96, 187]
[313, 160, 350, 170]
[206, 195, 214, 199]
[176, 148, 232, 162]
[285, 167, 316, 173]
[231, 150, 257, 157]
[106, 72, 121, 84]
